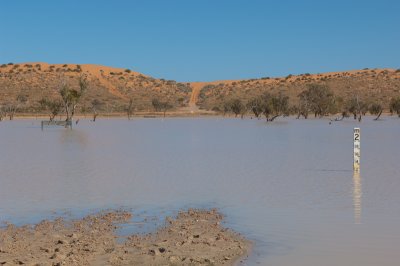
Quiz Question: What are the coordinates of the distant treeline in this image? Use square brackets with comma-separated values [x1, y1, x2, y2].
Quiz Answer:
[217, 83, 400, 121]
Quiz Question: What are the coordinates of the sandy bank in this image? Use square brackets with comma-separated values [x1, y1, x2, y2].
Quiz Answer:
[0, 209, 251, 265]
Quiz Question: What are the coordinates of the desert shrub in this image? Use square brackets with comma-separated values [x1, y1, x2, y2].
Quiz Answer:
[212, 106, 221, 112]
[7, 62, 13, 65]
[63, 64, 68, 67]
[390, 97, 400, 116]
[125, 69, 131, 73]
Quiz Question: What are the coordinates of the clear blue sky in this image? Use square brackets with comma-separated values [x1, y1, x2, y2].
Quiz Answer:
[1, 0, 399, 81]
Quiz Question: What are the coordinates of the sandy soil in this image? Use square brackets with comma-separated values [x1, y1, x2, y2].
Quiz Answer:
[0, 209, 251, 265]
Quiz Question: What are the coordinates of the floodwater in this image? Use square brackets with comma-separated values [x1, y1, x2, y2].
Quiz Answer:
[1, 117, 400, 265]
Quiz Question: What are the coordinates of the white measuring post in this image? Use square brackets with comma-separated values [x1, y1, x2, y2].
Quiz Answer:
[353, 128, 361, 172]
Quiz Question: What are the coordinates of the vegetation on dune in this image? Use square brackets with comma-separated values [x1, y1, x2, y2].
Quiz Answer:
[198, 69, 400, 121]
[0, 64, 400, 121]
[210, 81, 400, 122]
[0, 63, 192, 120]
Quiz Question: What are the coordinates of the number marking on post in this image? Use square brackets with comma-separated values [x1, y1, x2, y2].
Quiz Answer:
[354, 128, 361, 172]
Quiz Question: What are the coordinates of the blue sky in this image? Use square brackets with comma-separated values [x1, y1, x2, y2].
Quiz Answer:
[1, 0, 399, 81]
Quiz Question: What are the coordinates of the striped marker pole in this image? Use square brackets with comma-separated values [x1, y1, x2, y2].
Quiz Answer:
[353, 128, 360, 172]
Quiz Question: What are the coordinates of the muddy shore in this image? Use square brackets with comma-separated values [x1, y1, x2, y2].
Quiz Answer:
[0, 209, 251, 265]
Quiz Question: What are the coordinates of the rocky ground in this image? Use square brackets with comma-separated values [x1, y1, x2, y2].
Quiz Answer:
[0, 209, 251, 265]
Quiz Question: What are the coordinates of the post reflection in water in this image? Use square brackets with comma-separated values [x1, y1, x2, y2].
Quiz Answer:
[353, 170, 362, 224]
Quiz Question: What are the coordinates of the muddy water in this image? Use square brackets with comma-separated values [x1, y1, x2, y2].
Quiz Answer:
[1, 117, 400, 265]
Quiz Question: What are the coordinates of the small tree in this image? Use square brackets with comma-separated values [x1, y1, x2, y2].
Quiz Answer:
[301, 84, 335, 117]
[5, 95, 27, 120]
[369, 103, 383, 120]
[297, 90, 311, 119]
[247, 97, 263, 118]
[346, 96, 365, 121]
[269, 92, 289, 121]
[261, 92, 289, 121]
[59, 75, 88, 122]
[222, 101, 231, 116]
[0, 105, 6, 121]
[230, 99, 244, 118]
[159, 101, 172, 117]
[39, 98, 63, 121]
[261, 92, 273, 121]
[390, 97, 400, 117]
[126, 98, 135, 120]
[152, 98, 172, 117]
[152, 98, 161, 112]
[90, 99, 102, 122]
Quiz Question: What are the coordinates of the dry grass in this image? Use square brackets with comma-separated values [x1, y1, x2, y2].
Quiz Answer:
[0, 63, 191, 113]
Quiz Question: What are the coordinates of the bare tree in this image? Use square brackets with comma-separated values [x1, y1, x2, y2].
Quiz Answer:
[5, 95, 27, 120]
[90, 99, 102, 122]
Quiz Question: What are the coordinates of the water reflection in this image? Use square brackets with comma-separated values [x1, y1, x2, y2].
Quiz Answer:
[60, 128, 88, 146]
[353, 171, 362, 224]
